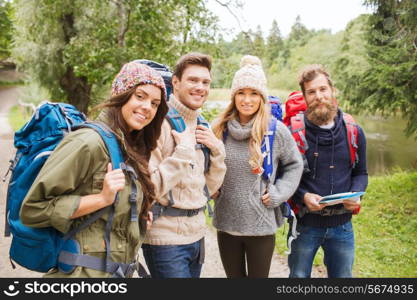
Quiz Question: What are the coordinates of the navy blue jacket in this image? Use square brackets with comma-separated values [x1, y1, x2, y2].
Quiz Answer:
[293, 109, 368, 227]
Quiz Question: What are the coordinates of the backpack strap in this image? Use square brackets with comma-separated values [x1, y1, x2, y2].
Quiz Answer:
[279, 202, 299, 255]
[58, 249, 150, 278]
[166, 107, 211, 173]
[222, 128, 229, 143]
[342, 113, 359, 167]
[81, 122, 125, 169]
[3, 153, 23, 237]
[152, 203, 207, 218]
[152, 108, 212, 221]
[289, 112, 359, 170]
[165, 107, 186, 132]
[261, 117, 277, 181]
[58, 122, 149, 277]
[196, 114, 211, 173]
[81, 123, 138, 221]
[289, 113, 310, 173]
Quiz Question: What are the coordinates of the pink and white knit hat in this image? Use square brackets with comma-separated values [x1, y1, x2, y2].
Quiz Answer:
[230, 55, 268, 102]
[111, 61, 167, 102]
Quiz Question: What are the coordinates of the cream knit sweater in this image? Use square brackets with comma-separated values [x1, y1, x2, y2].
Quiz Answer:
[144, 96, 226, 245]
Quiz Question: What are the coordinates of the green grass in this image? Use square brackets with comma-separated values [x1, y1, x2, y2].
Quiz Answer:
[208, 170, 417, 277]
[273, 170, 417, 277]
[207, 88, 230, 101]
[0, 77, 24, 87]
[353, 170, 417, 277]
[8, 105, 32, 131]
[0, 80, 24, 86]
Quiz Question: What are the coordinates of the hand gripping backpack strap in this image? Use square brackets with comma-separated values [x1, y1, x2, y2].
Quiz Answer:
[166, 107, 211, 173]
[85, 123, 148, 276]
[197, 114, 211, 173]
[80, 122, 124, 273]
[197, 115, 213, 216]
[153, 108, 211, 221]
[58, 122, 138, 277]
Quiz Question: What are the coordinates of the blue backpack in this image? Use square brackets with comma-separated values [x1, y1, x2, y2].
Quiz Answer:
[134, 59, 173, 99]
[4, 102, 148, 277]
[260, 95, 282, 181]
[269, 95, 283, 122]
[266, 97, 297, 248]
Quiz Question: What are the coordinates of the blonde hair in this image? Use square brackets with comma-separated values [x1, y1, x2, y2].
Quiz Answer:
[212, 94, 270, 171]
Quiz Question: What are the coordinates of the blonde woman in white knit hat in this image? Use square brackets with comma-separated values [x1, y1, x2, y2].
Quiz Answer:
[212, 55, 303, 278]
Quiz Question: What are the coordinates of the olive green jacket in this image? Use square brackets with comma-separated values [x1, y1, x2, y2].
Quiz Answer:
[20, 125, 145, 278]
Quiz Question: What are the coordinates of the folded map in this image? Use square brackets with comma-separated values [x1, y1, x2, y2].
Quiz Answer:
[319, 192, 365, 206]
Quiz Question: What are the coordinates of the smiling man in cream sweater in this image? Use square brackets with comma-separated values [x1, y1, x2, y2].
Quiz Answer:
[142, 53, 226, 278]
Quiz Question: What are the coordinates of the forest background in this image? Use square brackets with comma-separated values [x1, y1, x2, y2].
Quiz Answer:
[0, 0, 416, 277]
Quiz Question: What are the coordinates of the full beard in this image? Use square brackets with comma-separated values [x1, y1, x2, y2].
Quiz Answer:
[306, 100, 337, 126]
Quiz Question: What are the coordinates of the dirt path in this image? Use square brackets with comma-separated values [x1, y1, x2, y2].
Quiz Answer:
[0, 86, 324, 278]
[0, 86, 42, 277]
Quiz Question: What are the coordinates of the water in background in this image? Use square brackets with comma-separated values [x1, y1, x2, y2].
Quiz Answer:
[204, 101, 417, 175]
[355, 114, 417, 175]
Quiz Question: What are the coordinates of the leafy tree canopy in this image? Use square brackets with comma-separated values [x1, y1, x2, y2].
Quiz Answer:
[0, 0, 13, 60]
[344, 0, 417, 137]
[266, 19, 284, 65]
[12, 0, 220, 112]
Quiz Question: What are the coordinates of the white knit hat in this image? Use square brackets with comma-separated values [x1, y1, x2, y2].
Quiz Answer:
[230, 55, 268, 102]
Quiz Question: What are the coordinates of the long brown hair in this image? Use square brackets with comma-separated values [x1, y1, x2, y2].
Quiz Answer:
[95, 85, 168, 221]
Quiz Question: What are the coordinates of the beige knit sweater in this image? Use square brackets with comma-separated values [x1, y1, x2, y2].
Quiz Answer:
[144, 95, 226, 245]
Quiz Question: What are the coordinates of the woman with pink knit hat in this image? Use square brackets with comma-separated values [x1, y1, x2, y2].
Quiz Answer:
[212, 55, 303, 278]
[20, 61, 168, 277]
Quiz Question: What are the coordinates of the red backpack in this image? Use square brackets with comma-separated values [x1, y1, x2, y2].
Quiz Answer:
[284, 91, 360, 215]
[283, 91, 307, 127]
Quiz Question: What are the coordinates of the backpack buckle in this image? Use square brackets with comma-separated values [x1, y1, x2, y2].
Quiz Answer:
[152, 203, 166, 219]
[186, 209, 200, 217]
[124, 262, 137, 278]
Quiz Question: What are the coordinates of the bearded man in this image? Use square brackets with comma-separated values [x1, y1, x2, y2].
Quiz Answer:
[287, 64, 368, 278]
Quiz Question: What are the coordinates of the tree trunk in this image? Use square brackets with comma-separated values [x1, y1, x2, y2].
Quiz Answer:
[60, 67, 91, 114]
[59, 13, 91, 113]
[0, 60, 16, 70]
[115, 0, 131, 48]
